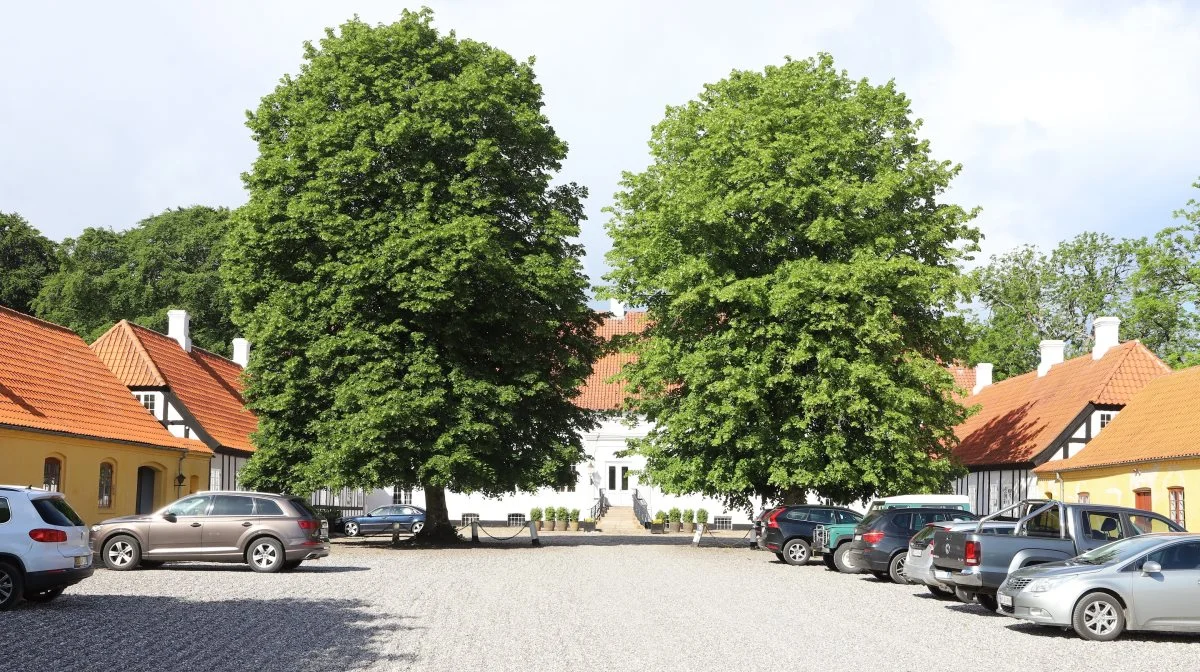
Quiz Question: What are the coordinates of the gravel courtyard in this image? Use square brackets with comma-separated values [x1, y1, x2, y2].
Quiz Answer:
[3, 534, 1199, 671]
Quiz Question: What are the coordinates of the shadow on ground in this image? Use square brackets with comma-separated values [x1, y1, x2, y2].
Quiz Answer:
[0, 594, 415, 671]
[1004, 621, 1200, 644]
[332, 531, 758, 550]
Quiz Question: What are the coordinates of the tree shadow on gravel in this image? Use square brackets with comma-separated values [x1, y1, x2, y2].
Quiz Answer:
[333, 532, 750, 550]
[0, 594, 417, 672]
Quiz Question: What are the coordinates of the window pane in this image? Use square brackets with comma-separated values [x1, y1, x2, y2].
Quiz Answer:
[785, 509, 809, 521]
[167, 496, 212, 516]
[211, 495, 255, 516]
[808, 509, 834, 524]
[1130, 514, 1177, 535]
[43, 458, 62, 492]
[32, 497, 84, 526]
[254, 498, 284, 516]
[891, 512, 912, 531]
[1082, 512, 1123, 541]
[0, 498, 9, 524]
[1148, 542, 1200, 571]
[369, 506, 390, 517]
[98, 463, 113, 509]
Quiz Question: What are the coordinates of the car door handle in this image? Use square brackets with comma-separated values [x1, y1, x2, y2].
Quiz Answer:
[190, 522, 202, 527]
[242, 522, 252, 527]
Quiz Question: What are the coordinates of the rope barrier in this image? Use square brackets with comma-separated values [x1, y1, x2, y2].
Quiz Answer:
[474, 525, 536, 541]
[698, 525, 754, 548]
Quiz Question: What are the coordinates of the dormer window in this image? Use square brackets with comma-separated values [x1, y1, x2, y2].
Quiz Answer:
[1099, 412, 1113, 429]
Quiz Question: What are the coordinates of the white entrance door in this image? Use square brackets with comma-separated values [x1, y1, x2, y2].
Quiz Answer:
[605, 462, 635, 505]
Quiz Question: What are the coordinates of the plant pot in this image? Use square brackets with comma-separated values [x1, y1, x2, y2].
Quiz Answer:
[569, 521, 579, 531]
[674, 522, 682, 532]
[546, 521, 557, 531]
[683, 522, 694, 533]
[584, 521, 596, 532]
[536, 521, 544, 530]
[650, 522, 665, 534]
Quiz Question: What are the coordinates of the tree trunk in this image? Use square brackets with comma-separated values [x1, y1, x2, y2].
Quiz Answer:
[783, 487, 808, 505]
[417, 484, 461, 543]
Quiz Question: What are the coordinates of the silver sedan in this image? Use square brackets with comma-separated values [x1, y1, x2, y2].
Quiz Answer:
[997, 533, 1200, 640]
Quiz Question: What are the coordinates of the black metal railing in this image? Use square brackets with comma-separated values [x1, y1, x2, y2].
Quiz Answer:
[632, 488, 650, 525]
[589, 489, 609, 521]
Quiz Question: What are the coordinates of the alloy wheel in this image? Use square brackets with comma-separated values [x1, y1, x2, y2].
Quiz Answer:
[108, 541, 135, 567]
[788, 542, 808, 563]
[252, 542, 278, 569]
[1083, 601, 1118, 636]
[411, 521, 424, 535]
[0, 570, 12, 603]
[345, 522, 359, 537]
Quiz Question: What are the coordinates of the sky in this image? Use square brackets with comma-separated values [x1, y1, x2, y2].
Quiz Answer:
[2, 1, 1199, 289]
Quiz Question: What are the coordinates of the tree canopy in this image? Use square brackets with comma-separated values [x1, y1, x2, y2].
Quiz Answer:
[33, 206, 236, 354]
[604, 54, 980, 509]
[224, 11, 602, 531]
[0, 211, 56, 314]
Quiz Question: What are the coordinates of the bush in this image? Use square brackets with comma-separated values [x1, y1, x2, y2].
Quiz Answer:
[696, 508, 709, 524]
[556, 506, 569, 522]
[668, 507, 682, 523]
[530, 507, 543, 522]
[682, 509, 694, 524]
[654, 510, 666, 523]
[312, 506, 343, 528]
[583, 517, 595, 524]
[569, 508, 580, 522]
[544, 506, 557, 521]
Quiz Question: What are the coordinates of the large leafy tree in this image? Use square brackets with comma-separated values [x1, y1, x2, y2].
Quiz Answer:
[33, 206, 236, 354]
[0, 212, 56, 314]
[604, 55, 980, 509]
[224, 11, 602, 534]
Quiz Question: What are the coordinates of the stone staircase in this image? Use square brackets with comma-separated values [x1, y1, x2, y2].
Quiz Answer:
[597, 505, 647, 533]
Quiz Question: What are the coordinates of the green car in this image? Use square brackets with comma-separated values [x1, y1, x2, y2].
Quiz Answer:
[812, 494, 971, 573]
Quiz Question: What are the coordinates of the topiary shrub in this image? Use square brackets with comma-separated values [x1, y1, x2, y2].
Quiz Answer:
[696, 508, 709, 524]
[668, 507, 682, 523]
[682, 509, 694, 524]
[556, 506, 569, 523]
[530, 507, 543, 522]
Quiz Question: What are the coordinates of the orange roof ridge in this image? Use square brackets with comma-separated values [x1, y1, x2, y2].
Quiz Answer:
[0, 305, 82, 336]
[91, 321, 167, 387]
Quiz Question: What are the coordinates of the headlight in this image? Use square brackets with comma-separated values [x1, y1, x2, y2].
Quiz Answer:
[90, 525, 101, 532]
[1026, 577, 1071, 593]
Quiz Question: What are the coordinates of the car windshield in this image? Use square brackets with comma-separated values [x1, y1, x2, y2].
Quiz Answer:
[1072, 536, 1172, 565]
[859, 511, 886, 529]
[910, 524, 942, 544]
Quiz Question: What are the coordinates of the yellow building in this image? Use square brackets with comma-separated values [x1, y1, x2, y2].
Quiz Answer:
[0, 307, 210, 525]
[1035, 364, 1200, 529]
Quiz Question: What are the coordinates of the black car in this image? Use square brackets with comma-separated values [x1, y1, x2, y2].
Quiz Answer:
[845, 507, 978, 583]
[761, 505, 864, 566]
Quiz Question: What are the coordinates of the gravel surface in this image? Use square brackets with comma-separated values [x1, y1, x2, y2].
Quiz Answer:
[3, 534, 1199, 671]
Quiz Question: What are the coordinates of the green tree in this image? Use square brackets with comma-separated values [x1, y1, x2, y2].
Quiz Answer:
[224, 11, 602, 536]
[603, 55, 980, 509]
[0, 212, 56, 314]
[33, 206, 236, 354]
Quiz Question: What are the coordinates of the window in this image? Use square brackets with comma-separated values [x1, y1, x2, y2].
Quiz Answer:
[507, 513, 526, 527]
[43, 457, 62, 492]
[396, 507, 415, 516]
[1099, 412, 1114, 429]
[392, 487, 413, 505]
[32, 498, 84, 526]
[608, 466, 616, 491]
[557, 483, 576, 493]
[713, 516, 733, 531]
[807, 509, 835, 524]
[211, 495, 255, 516]
[1129, 514, 1176, 535]
[784, 509, 809, 521]
[891, 512, 913, 531]
[461, 513, 480, 525]
[1134, 488, 1152, 511]
[135, 393, 156, 415]
[1169, 487, 1185, 527]
[620, 467, 629, 491]
[0, 498, 9, 524]
[368, 506, 390, 517]
[210, 468, 222, 491]
[835, 511, 862, 524]
[98, 462, 114, 509]
[1077, 492, 1090, 504]
[254, 498, 283, 516]
[1025, 508, 1062, 537]
[166, 495, 212, 516]
[1081, 512, 1123, 542]
[1145, 541, 1200, 571]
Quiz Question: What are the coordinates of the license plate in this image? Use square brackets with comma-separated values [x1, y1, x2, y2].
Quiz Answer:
[999, 594, 1013, 608]
[912, 549, 923, 557]
[934, 570, 951, 580]
[74, 555, 90, 568]
[854, 534, 862, 541]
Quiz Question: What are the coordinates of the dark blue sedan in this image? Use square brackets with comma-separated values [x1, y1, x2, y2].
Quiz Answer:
[338, 505, 426, 537]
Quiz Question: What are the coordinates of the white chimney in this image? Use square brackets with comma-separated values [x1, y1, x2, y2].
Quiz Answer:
[232, 338, 250, 368]
[972, 363, 993, 395]
[1037, 340, 1065, 377]
[1092, 316, 1121, 360]
[609, 298, 625, 320]
[167, 310, 191, 352]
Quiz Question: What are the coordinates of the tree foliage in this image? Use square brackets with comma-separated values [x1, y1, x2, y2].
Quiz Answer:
[224, 11, 602, 530]
[604, 55, 980, 509]
[32, 206, 236, 354]
[0, 211, 56, 314]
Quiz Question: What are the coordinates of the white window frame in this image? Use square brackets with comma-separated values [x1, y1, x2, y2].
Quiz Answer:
[507, 513, 526, 527]
[713, 515, 733, 531]
[461, 513, 480, 525]
[1169, 487, 1185, 527]
[1099, 412, 1114, 429]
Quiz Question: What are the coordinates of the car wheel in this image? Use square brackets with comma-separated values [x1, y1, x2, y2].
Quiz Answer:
[887, 553, 908, 584]
[976, 593, 1000, 612]
[247, 538, 285, 573]
[1072, 592, 1125, 641]
[822, 553, 837, 570]
[928, 585, 954, 599]
[282, 560, 303, 571]
[774, 552, 786, 562]
[782, 538, 811, 566]
[410, 521, 425, 535]
[102, 535, 141, 571]
[954, 587, 975, 604]
[0, 561, 23, 611]
[344, 521, 360, 537]
[24, 586, 65, 603]
[833, 544, 862, 574]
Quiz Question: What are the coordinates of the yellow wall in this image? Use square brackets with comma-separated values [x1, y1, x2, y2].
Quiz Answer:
[1036, 459, 1200, 530]
[0, 427, 210, 525]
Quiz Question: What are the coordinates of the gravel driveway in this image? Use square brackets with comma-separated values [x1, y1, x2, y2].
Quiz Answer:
[3, 534, 1198, 671]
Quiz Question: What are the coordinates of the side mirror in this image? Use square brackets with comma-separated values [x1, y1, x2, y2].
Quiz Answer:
[1142, 560, 1161, 575]
[163, 512, 177, 522]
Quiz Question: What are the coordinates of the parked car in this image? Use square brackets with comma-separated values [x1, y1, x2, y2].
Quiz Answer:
[998, 533, 1200, 640]
[89, 491, 329, 573]
[813, 494, 971, 573]
[844, 507, 978, 583]
[760, 505, 863, 565]
[931, 499, 1184, 611]
[906, 520, 1016, 598]
[337, 505, 427, 537]
[0, 485, 94, 610]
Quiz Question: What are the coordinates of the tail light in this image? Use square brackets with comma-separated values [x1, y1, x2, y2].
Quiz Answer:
[965, 540, 981, 566]
[297, 519, 320, 531]
[766, 508, 785, 529]
[862, 531, 885, 544]
[29, 528, 68, 543]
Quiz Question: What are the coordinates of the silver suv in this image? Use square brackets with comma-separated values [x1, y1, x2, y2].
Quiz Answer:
[89, 491, 329, 573]
[0, 485, 94, 610]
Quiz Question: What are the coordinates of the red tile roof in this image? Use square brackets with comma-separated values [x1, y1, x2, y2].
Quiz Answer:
[575, 312, 647, 411]
[91, 321, 257, 452]
[0, 307, 207, 453]
[949, 365, 977, 393]
[1035, 364, 1198, 473]
[953, 341, 1170, 468]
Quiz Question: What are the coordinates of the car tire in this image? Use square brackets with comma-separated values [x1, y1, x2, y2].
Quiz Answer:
[1072, 592, 1126, 641]
[102, 535, 141, 571]
[774, 552, 786, 563]
[954, 587, 975, 604]
[344, 521, 360, 537]
[871, 571, 889, 581]
[833, 544, 862, 574]
[0, 561, 23, 611]
[410, 521, 425, 535]
[24, 586, 65, 603]
[782, 538, 811, 566]
[282, 560, 303, 571]
[247, 538, 286, 573]
[976, 593, 1000, 612]
[887, 553, 908, 584]
[822, 553, 837, 570]
[928, 585, 954, 599]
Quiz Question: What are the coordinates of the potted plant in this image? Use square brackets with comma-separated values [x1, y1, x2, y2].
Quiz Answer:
[530, 507, 543, 530]
[556, 507, 569, 532]
[696, 508, 709, 531]
[669, 507, 682, 532]
[568, 508, 581, 531]
[651, 512, 666, 534]
[682, 509, 695, 533]
[544, 506, 557, 531]
[582, 517, 595, 532]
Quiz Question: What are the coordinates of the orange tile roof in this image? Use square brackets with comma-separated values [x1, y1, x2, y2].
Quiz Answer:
[950, 365, 977, 393]
[1035, 364, 1198, 473]
[0, 307, 207, 453]
[91, 321, 257, 452]
[576, 312, 647, 411]
[953, 341, 1170, 468]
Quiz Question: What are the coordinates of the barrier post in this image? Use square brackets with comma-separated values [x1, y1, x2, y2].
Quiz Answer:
[528, 520, 540, 546]
[391, 522, 400, 546]
[471, 521, 479, 543]
[692, 523, 704, 546]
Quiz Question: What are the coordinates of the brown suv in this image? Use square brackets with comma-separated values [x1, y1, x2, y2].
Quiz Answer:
[89, 492, 330, 573]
